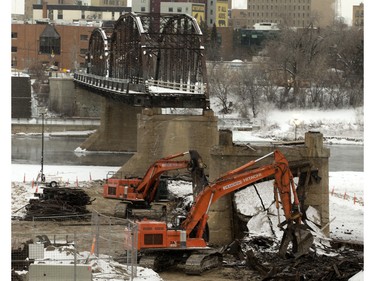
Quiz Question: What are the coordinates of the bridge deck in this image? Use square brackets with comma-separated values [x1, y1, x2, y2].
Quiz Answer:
[74, 73, 209, 108]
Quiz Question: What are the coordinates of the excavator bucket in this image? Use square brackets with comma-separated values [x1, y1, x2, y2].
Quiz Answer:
[279, 223, 314, 258]
[189, 150, 209, 197]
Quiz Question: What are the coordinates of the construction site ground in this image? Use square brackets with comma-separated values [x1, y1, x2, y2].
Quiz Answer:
[12, 181, 363, 280]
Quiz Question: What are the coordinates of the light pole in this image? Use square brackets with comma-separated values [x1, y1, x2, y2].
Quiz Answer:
[40, 112, 45, 183]
[293, 118, 301, 141]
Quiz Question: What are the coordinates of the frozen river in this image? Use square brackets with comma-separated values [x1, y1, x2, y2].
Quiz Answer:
[11, 136, 364, 172]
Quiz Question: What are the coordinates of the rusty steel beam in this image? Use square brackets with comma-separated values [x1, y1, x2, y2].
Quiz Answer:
[77, 12, 209, 109]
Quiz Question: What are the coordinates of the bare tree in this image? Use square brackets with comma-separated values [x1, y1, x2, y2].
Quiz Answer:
[232, 66, 265, 119]
[208, 63, 234, 114]
[324, 21, 364, 107]
[262, 23, 329, 108]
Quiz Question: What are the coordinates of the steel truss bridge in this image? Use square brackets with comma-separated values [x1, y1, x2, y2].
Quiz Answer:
[74, 12, 210, 109]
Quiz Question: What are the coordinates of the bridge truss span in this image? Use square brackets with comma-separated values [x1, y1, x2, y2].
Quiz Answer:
[74, 12, 210, 109]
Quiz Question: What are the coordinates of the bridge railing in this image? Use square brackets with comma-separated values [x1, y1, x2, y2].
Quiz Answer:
[74, 72, 206, 95]
[11, 117, 100, 126]
[74, 73, 145, 93]
[145, 79, 206, 95]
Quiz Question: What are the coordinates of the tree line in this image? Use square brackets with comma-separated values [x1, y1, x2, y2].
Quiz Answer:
[206, 20, 363, 118]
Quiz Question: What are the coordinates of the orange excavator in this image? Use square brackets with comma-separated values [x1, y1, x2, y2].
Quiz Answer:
[103, 150, 207, 218]
[125, 150, 314, 274]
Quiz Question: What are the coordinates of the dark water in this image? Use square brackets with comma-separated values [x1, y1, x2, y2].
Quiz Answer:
[328, 144, 364, 172]
[11, 136, 364, 171]
[11, 135, 133, 166]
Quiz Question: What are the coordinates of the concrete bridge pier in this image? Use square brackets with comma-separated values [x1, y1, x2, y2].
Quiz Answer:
[79, 99, 142, 152]
[115, 109, 219, 177]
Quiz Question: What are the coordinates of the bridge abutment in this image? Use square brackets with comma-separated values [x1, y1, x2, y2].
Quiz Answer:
[79, 99, 142, 152]
[207, 130, 330, 245]
[49, 77, 102, 117]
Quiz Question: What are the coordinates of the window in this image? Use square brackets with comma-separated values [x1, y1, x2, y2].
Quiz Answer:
[80, 34, 89, 41]
[58, 10, 63, 20]
[169, 7, 173, 12]
[177, 7, 182, 13]
[81, 10, 85, 19]
[39, 25, 61, 55]
[11, 46, 17, 52]
[48, 10, 53, 20]
[141, 7, 146, 12]
[11, 32, 17, 39]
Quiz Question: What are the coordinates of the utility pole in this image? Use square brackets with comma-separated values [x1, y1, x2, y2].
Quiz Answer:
[40, 112, 45, 183]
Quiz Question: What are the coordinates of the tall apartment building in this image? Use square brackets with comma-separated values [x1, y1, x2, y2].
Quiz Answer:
[231, 0, 335, 29]
[352, 2, 364, 28]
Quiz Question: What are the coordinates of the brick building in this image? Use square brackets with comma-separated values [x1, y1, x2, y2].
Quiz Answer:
[11, 23, 95, 71]
[352, 2, 364, 28]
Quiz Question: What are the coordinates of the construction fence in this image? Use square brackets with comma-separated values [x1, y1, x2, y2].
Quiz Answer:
[12, 211, 138, 281]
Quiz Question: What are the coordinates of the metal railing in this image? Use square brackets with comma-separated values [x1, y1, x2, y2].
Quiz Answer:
[12, 212, 138, 280]
[11, 117, 100, 126]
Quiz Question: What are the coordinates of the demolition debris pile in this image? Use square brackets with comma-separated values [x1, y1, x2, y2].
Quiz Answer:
[23, 187, 93, 220]
[232, 236, 364, 280]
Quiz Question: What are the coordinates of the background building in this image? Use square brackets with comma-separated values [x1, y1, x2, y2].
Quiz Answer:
[230, 0, 335, 29]
[132, 0, 151, 13]
[24, 0, 80, 21]
[160, 2, 206, 25]
[310, 0, 335, 27]
[207, 0, 229, 27]
[352, 2, 364, 28]
[132, 0, 208, 25]
[32, 3, 130, 22]
[24, 0, 129, 21]
[11, 23, 95, 71]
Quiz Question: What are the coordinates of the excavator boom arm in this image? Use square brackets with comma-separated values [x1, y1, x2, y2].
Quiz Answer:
[181, 150, 299, 238]
[136, 150, 206, 203]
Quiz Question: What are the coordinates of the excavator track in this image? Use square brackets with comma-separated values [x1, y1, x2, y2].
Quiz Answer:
[139, 255, 159, 271]
[184, 250, 223, 275]
[139, 252, 177, 272]
[114, 202, 127, 218]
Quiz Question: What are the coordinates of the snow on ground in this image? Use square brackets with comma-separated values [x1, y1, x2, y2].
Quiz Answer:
[10, 165, 364, 279]
[11, 165, 364, 245]
[9, 107, 366, 279]
[16, 244, 163, 281]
